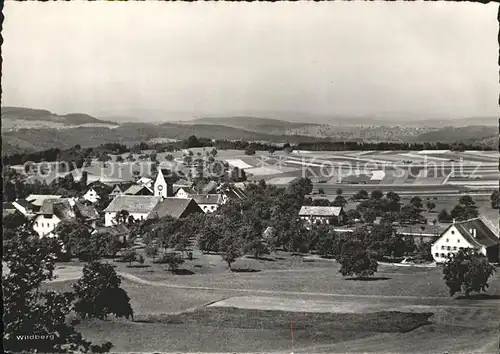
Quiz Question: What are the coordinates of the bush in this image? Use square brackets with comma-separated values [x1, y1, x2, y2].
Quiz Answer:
[154, 252, 185, 272]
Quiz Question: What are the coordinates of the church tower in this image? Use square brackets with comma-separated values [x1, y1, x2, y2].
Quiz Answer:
[154, 168, 168, 198]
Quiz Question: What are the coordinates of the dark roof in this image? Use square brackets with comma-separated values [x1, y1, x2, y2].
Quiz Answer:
[191, 194, 222, 205]
[173, 179, 193, 187]
[124, 184, 153, 195]
[74, 202, 99, 220]
[222, 186, 247, 200]
[452, 218, 499, 248]
[13, 199, 34, 209]
[149, 198, 202, 219]
[3, 202, 16, 210]
[52, 200, 76, 221]
[104, 195, 162, 213]
[111, 182, 134, 194]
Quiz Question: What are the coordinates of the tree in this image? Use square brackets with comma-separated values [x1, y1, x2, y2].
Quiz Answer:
[442, 248, 496, 297]
[210, 147, 218, 157]
[314, 225, 337, 257]
[145, 243, 159, 262]
[245, 146, 256, 155]
[149, 153, 157, 162]
[317, 188, 325, 195]
[288, 177, 313, 199]
[3, 229, 112, 353]
[353, 190, 369, 200]
[4, 181, 17, 202]
[221, 239, 242, 269]
[426, 201, 436, 212]
[490, 190, 499, 209]
[245, 239, 270, 259]
[114, 209, 130, 225]
[121, 248, 138, 267]
[370, 190, 383, 200]
[165, 154, 175, 162]
[338, 239, 378, 278]
[72, 261, 133, 320]
[410, 196, 424, 210]
[385, 191, 401, 204]
[332, 188, 347, 207]
[438, 209, 452, 223]
[156, 252, 185, 273]
[183, 135, 202, 149]
[116, 156, 124, 163]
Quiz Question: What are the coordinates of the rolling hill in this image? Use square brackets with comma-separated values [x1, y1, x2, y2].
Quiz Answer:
[180, 116, 320, 135]
[1, 106, 118, 130]
[414, 126, 497, 143]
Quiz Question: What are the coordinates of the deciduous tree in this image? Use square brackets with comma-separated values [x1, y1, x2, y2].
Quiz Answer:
[442, 248, 496, 297]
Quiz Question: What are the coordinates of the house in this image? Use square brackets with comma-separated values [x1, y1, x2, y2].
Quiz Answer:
[123, 184, 153, 196]
[11, 199, 36, 217]
[103, 195, 162, 227]
[219, 184, 247, 204]
[26, 194, 63, 212]
[109, 183, 134, 198]
[431, 218, 500, 263]
[93, 224, 130, 244]
[137, 177, 154, 189]
[299, 206, 345, 226]
[174, 187, 196, 199]
[148, 198, 204, 220]
[33, 198, 98, 237]
[82, 183, 110, 203]
[190, 194, 223, 213]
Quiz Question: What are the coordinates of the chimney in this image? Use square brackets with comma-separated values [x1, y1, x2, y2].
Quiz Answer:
[452, 218, 456, 224]
[472, 229, 476, 238]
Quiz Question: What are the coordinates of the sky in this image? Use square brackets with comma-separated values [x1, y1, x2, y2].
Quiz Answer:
[2, 1, 498, 122]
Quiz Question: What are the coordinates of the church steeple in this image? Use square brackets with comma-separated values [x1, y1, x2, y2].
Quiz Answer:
[154, 168, 167, 198]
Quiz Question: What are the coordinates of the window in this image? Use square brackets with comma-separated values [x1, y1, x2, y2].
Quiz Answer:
[435, 253, 439, 257]
[447, 246, 451, 251]
[42, 223, 44, 228]
[457, 239, 460, 243]
[441, 253, 445, 257]
[446, 238, 449, 242]
[441, 245, 445, 250]
[453, 246, 457, 251]
[451, 231, 455, 235]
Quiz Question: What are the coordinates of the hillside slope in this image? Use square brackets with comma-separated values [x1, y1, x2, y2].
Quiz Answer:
[1, 106, 117, 129]
[182, 116, 319, 135]
[415, 126, 496, 143]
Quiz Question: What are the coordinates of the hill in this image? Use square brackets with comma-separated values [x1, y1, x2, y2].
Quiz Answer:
[180, 116, 319, 135]
[1, 107, 118, 130]
[414, 126, 496, 143]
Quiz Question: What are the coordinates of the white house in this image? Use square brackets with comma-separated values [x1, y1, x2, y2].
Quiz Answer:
[431, 218, 499, 263]
[174, 187, 196, 199]
[298, 206, 345, 226]
[103, 195, 162, 227]
[82, 187, 100, 203]
[190, 194, 223, 213]
[33, 198, 98, 237]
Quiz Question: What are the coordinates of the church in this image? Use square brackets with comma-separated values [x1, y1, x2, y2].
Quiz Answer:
[153, 168, 175, 199]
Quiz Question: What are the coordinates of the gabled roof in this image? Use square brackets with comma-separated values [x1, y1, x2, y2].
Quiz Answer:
[13, 199, 33, 209]
[299, 206, 343, 217]
[173, 179, 193, 187]
[137, 177, 153, 185]
[104, 195, 162, 214]
[123, 184, 153, 195]
[26, 194, 63, 207]
[40, 199, 76, 221]
[175, 186, 196, 195]
[191, 194, 222, 205]
[74, 202, 99, 220]
[149, 198, 202, 219]
[221, 185, 247, 200]
[451, 218, 499, 249]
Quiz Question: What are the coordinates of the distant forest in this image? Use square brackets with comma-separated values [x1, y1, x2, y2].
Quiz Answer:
[2, 135, 493, 167]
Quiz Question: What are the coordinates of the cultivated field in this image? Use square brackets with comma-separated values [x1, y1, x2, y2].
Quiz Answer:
[46, 252, 500, 353]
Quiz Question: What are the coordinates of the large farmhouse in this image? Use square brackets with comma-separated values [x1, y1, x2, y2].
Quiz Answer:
[103, 195, 163, 226]
[431, 218, 500, 263]
[299, 206, 345, 226]
[33, 198, 99, 237]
